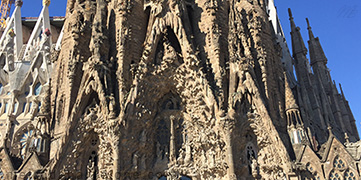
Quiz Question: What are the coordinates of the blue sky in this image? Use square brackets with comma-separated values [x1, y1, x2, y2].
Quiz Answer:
[17, 1, 361, 136]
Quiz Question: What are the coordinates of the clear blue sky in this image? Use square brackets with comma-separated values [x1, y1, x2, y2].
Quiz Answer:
[17, 1, 361, 136]
[16, 1, 66, 17]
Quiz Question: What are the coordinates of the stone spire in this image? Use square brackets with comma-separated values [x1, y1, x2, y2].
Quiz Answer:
[306, 18, 314, 39]
[339, 83, 346, 101]
[285, 72, 303, 127]
[339, 83, 360, 141]
[289, 9, 307, 56]
[288, 9, 327, 137]
[306, 18, 328, 66]
[285, 73, 310, 154]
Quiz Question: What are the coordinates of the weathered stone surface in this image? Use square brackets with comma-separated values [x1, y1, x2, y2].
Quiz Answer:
[0, 0, 360, 180]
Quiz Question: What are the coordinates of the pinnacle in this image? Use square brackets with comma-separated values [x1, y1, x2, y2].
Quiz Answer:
[306, 18, 311, 29]
[288, 8, 293, 19]
[306, 18, 315, 39]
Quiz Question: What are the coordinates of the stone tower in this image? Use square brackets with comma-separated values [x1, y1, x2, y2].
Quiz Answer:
[0, 0, 360, 179]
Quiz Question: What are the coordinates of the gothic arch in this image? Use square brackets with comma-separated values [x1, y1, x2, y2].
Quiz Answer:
[157, 92, 182, 111]
[153, 26, 183, 65]
[53, 84, 104, 179]
[231, 96, 259, 178]
[80, 131, 100, 180]
[142, 0, 196, 67]
[152, 92, 185, 172]
[327, 155, 359, 180]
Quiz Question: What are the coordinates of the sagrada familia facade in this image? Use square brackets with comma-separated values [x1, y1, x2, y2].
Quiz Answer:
[0, 0, 360, 179]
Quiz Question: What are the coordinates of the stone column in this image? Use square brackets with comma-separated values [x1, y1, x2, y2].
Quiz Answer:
[225, 131, 236, 180]
[222, 117, 236, 180]
[169, 115, 176, 163]
[112, 134, 120, 180]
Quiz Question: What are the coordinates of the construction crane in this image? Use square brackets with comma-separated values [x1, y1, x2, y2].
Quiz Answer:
[0, 0, 15, 30]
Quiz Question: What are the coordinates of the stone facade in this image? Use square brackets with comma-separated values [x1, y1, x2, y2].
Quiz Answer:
[0, 0, 360, 179]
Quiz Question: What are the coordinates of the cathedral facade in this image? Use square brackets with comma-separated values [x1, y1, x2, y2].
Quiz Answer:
[0, 0, 360, 179]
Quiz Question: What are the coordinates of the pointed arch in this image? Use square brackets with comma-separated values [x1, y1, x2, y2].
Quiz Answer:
[50, 79, 104, 179]
[153, 92, 185, 170]
[80, 131, 100, 180]
[152, 26, 183, 66]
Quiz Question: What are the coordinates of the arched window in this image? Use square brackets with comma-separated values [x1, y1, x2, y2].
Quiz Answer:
[156, 119, 170, 159]
[329, 170, 341, 180]
[34, 83, 42, 95]
[333, 156, 346, 170]
[344, 169, 356, 180]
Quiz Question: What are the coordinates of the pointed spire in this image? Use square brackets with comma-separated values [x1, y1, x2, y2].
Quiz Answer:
[288, 8, 307, 56]
[306, 18, 315, 39]
[288, 8, 295, 30]
[306, 18, 327, 66]
[284, 72, 305, 127]
[339, 83, 346, 100]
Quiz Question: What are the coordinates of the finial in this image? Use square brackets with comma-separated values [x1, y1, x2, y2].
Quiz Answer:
[344, 132, 350, 143]
[306, 18, 311, 29]
[306, 18, 315, 39]
[288, 8, 293, 19]
[43, 0, 51, 7]
[327, 125, 334, 137]
[15, 0, 23, 7]
[339, 83, 346, 100]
